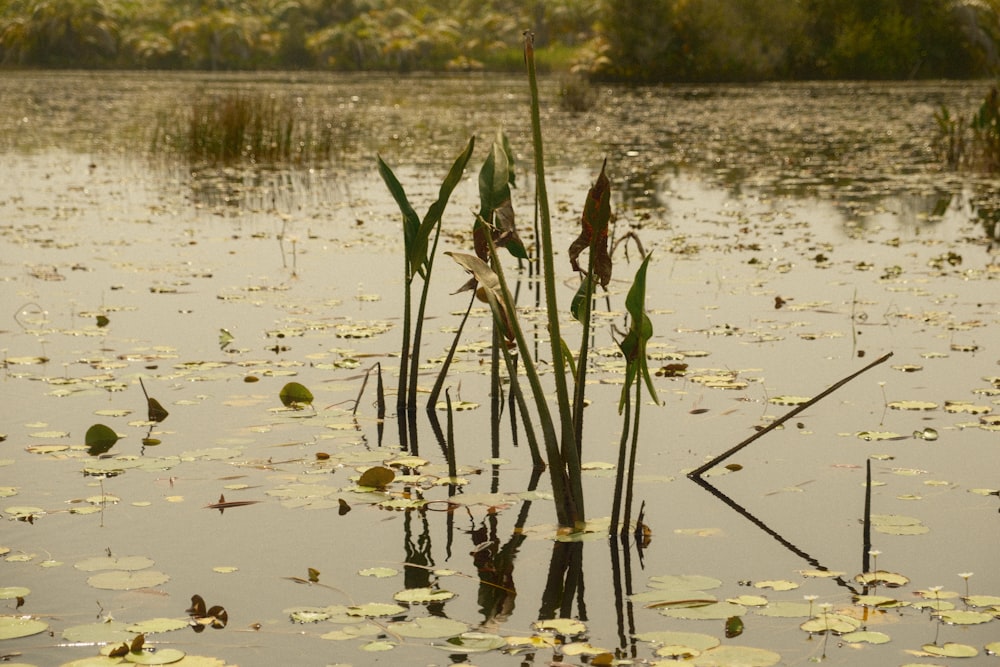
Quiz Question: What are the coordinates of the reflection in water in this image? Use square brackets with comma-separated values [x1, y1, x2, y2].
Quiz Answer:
[690, 475, 861, 596]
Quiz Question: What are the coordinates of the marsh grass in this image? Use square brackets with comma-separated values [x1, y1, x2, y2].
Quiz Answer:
[936, 85, 1000, 173]
[152, 91, 338, 166]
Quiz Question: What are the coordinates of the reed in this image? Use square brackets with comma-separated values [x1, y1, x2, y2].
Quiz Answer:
[152, 91, 337, 166]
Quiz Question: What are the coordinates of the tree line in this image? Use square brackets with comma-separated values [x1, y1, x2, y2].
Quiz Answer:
[1, 0, 997, 80]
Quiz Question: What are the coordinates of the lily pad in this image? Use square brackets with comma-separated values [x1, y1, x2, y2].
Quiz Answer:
[0, 615, 48, 640]
[388, 616, 468, 638]
[436, 631, 507, 653]
[75, 555, 155, 572]
[87, 570, 170, 591]
[842, 630, 891, 644]
[392, 587, 454, 604]
[0, 587, 30, 600]
[85, 423, 120, 455]
[690, 645, 781, 666]
[922, 642, 978, 658]
[278, 382, 314, 408]
[124, 647, 186, 664]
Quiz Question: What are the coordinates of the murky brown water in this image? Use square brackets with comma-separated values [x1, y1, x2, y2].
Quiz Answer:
[1, 72, 998, 667]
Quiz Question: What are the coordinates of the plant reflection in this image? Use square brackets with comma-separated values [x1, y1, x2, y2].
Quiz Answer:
[690, 474, 861, 596]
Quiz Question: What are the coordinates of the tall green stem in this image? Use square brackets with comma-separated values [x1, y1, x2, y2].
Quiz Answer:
[525, 31, 584, 528]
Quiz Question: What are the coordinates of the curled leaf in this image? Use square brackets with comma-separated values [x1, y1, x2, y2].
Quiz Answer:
[568, 159, 612, 287]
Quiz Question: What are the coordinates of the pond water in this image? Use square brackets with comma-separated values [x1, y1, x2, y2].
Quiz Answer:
[1, 72, 999, 667]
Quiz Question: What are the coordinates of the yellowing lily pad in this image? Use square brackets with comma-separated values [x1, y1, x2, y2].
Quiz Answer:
[534, 618, 587, 635]
[346, 602, 406, 617]
[888, 400, 938, 410]
[393, 587, 454, 604]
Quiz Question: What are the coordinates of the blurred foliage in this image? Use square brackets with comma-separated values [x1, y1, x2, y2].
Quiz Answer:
[596, 0, 1000, 81]
[936, 85, 1000, 172]
[0, 0, 998, 80]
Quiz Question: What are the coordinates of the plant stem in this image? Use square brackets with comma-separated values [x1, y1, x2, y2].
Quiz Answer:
[524, 30, 584, 528]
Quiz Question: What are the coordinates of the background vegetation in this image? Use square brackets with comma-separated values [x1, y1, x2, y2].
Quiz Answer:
[1, 0, 999, 80]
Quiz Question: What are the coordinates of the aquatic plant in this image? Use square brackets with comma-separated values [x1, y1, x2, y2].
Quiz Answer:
[377, 137, 475, 424]
[151, 91, 338, 165]
[935, 85, 1000, 173]
[445, 34, 660, 532]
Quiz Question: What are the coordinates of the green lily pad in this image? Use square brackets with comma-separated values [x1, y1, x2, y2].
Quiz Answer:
[922, 642, 978, 658]
[0, 615, 48, 640]
[358, 466, 395, 489]
[279, 382, 314, 407]
[125, 618, 190, 634]
[436, 631, 507, 653]
[690, 645, 781, 666]
[62, 621, 135, 644]
[648, 574, 723, 591]
[123, 648, 185, 664]
[346, 602, 406, 617]
[534, 618, 587, 636]
[841, 630, 891, 644]
[388, 616, 468, 638]
[661, 601, 747, 620]
[800, 613, 862, 634]
[392, 587, 454, 604]
[635, 630, 720, 652]
[85, 423, 120, 455]
[75, 556, 155, 572]
[933, 609, 994, 625]
[87, 570, 169, 591]
[0, 587, 30, 600]
[755, 601, 814, 618]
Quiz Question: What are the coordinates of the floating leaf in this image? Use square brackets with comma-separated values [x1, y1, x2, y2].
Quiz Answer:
[393, 587, 454, 604]
[725, 615, 744, 638]
[661, 601, 747, 620]
[126, 618, 190, 634]
[388, 616, 468, 638]
[648, 574, 723, 591]
[534, 618, 587, 636]
[279, 382, 313, 408]
[854, 570, 910, 587]
[0, 615, 48, 640]
[124, 647, 186, 664]
[62, 620, 135, 644]
[346, 602, 406, 617]
[800, 612, 862, 634]
[85, 423, 120, 456]
[690, 645, 781, 666]
[888, 400, 938, 411]
[922, 642, 978, 658]
[358, 466, 395, 489]
[0, 586, 30, 599]
[438, 631, 507, 653]
[933, 609, 994, 625]
[75, 555, 155, 572]
[842, 630, 891, 644]
[87, 570, 170, 591]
